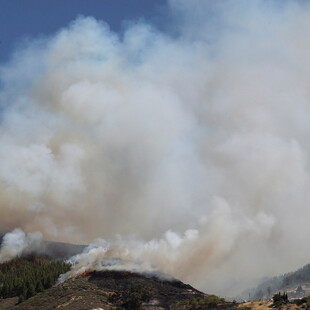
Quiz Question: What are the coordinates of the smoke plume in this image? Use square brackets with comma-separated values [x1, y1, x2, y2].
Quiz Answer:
[0, 229, 42, 263]
[1, 0, 310, 296]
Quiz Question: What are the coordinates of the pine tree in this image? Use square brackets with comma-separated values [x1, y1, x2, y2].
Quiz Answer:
[0, 256, 71, 302]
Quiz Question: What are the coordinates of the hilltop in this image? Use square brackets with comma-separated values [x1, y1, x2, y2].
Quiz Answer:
[0, 268, 236, 310]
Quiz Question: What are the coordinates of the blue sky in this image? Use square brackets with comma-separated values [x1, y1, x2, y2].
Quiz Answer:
[0, 0, 167, 64]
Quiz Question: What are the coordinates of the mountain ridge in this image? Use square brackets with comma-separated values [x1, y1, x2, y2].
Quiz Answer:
[0, 269, 212, 310]
[241, 263, 310, 301]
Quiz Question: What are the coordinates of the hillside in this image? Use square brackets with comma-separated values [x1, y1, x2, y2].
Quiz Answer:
[2, 256, 310, 310]
[0, 267, 236, 310]
[0, 255, 71, 304]
[237, 300, 302, 310]
[245, 263, 310, 300]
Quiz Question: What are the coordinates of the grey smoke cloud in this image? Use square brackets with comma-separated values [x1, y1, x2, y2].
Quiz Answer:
[1, 0, 310, 296]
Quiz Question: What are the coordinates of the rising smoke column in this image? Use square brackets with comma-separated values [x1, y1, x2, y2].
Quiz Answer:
[1, 0, 310, 296]
[0, 229, 42, 263]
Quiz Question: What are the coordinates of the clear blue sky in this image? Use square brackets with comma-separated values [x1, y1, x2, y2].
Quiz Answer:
[0, 0, 167, 64]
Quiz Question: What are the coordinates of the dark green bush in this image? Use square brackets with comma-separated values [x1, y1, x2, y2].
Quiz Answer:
[272, 292, 288, 307]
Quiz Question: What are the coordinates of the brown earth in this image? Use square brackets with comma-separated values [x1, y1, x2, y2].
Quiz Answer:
[238, 300, 305, 310]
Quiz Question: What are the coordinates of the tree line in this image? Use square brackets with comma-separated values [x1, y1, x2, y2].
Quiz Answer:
[0, 255, 71, 303]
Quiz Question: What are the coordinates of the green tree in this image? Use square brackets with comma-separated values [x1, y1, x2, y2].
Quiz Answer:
[0, 256, 71, 302]
[272, 292, 288, 307]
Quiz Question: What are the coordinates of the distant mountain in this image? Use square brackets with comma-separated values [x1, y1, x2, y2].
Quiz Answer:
[0, 232, 86, 260]
[245, 263, 310, 300]
[33, 240, 86, 260]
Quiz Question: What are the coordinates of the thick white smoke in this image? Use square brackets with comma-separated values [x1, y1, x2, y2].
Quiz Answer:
[0, 229, 42, 263]
[1, 0, 310, 296]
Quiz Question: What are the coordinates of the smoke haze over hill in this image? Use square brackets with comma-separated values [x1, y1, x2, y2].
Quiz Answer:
[1, 0, 310, 296]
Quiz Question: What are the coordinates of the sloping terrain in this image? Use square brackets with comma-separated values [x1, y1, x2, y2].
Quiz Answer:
[247, 263, 310, 300]
[0, 255, 71, 302]
[2, 263, 310, 310]
[0, 270, 226, 310]
[0, 276, 109, 310]
[238, 300, 304, 310]
[89, 270, 205, 308]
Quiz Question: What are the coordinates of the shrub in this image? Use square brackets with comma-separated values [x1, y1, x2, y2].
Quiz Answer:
[272, 292, 288, 307]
